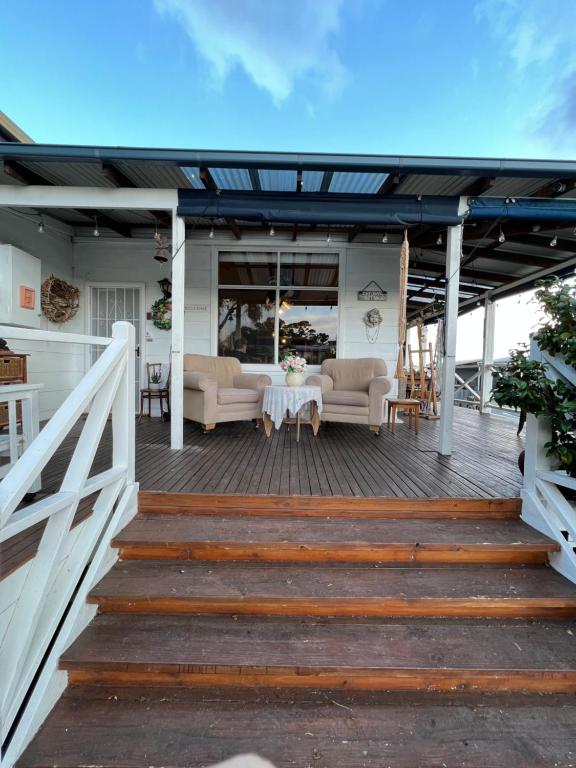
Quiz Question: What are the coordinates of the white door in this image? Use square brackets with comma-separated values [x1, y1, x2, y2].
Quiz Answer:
[89, 284, 144, 410]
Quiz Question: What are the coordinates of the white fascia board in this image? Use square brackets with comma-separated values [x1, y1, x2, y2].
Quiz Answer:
[0, 186, 177, 211]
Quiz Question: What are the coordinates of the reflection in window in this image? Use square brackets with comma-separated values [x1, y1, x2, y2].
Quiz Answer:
[218, 289, 275, 364]
[278, 290, 337, 365]
[219, 252, 277, 286]
[280, 252, 339, 287]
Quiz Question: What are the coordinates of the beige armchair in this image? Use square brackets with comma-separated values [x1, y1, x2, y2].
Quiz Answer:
[183, 354, 271, 432]
[306, 358, 392, 434]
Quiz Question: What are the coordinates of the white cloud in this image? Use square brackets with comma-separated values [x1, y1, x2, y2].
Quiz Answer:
[153, 0, 349, 104]
[475, 0, 576, 153]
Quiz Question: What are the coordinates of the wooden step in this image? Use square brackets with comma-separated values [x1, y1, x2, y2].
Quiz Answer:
[114, 515, 558, 565]
[89, 561, 576, 618]
[18, 686, 576, 768]
[138, 491, 522, 519]
[61, 614, 576, 693]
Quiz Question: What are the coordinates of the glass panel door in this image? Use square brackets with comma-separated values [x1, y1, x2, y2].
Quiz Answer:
[90, 285, 142, 409]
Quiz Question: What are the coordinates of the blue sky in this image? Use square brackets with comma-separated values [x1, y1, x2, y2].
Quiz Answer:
[2, 0, 576, 158]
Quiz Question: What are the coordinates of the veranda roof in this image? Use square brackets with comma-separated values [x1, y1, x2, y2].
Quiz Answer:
[1, 141, 576, 320]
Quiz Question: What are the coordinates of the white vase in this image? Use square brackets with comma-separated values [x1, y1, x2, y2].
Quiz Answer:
[286, 371, 305, 387]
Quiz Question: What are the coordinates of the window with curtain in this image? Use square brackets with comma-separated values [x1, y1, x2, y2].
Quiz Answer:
[218, 251, 339, 365]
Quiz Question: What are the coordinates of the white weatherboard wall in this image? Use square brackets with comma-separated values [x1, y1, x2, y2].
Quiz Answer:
[75, 236, 401, 395]
[0, 210, 84, 419]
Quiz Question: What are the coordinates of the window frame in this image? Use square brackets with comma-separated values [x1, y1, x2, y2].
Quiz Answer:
[214, 247, 343, 368]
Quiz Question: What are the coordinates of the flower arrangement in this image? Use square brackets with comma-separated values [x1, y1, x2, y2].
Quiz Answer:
[279, 354, 307, 373]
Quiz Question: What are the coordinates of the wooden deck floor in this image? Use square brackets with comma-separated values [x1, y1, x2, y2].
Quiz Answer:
[1, 408, 524, 580]
[42, 406, 525, 499]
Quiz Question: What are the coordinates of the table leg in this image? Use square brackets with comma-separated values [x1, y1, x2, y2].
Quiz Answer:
[391, 405, 396, 434]
[296, 413, 301, 443]
[263, 413, 273, 437]
[311, 401, 321, 436]
[415, 406, 420, 434]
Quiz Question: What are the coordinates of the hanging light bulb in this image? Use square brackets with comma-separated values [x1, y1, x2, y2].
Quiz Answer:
[269, 224, 275, 237]
[382, 231, 388, 244]
[38, 216, 44, 234]
[436, 232, 443, 246]
[209, 224, 215, 239]
[550, 233, 558, 247]
[498, 227, 505, 244]
[572, 225, 576, 236]
[326, 231, 331, 245]
[93, 217, 100, 237]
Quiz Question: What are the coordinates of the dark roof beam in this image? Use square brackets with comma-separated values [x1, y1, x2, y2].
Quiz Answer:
[101, 163, 136, 188]
[319, 171, 333, 193]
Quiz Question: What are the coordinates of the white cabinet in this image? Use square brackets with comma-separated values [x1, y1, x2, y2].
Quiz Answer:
[0, 245, 42, 328]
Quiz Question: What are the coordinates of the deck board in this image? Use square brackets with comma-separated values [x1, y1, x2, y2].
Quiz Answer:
[1, 408, 524, 579]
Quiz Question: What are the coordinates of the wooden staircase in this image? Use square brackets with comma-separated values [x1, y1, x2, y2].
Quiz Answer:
[18, 493, 576, 767]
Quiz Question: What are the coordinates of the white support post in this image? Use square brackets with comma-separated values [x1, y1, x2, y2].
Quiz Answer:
[439, 219, 463, 456]
[111, 321, 135, 482]
[480, 298, 496, 414]
[170, 212, 186, 450]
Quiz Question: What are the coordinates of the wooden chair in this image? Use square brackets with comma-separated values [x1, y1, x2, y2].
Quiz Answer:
[139, 363, 170, 421]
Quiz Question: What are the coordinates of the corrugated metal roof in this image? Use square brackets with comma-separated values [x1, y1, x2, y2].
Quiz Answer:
[115, 162, 192, 189]
[329, 172, 388, 194]
[482, 177, 547, 197]
[259, 169, 297, 192]
[209, 167, 252, 190]
[20, 161, 114, 187]
[396, 175, 475, 196]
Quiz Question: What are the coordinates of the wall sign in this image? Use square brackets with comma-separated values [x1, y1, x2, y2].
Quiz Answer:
[358, 280, 387, 301]
[19, 286, 36, 309]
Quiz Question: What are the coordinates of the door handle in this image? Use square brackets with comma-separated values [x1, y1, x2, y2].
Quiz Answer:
[135, 345, 140, 358]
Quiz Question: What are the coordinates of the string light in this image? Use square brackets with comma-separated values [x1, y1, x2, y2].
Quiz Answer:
[436, 232, 443, 246]
[93, 217, 100, 237]
[269, 225, 275, 237]
[382, 231, 388, 244]
[326, 232, 331, 245]
[550, 233, 558, 247]
[209, 224, 215, 239]
[498, 227, 505, 244]
[37, 216, 44, 234]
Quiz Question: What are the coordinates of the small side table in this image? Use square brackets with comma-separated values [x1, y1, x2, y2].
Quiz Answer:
[387, 398, 420, 434]
[262, 385, 322, 442]
[0, 382, 43, 492]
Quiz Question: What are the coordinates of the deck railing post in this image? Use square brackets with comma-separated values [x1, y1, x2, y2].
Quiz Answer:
[170, 212, 186, 450]
[439, 217, 463, 455]
[112, 321, 135, 482]
[480, 298, 495, 414]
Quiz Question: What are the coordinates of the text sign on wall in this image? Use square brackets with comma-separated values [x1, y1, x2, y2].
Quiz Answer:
[357, 281, 387, 301]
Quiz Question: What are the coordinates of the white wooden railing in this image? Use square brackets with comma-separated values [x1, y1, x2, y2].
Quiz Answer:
[522, 340, 576, 584]
[0, 322, 138, 768]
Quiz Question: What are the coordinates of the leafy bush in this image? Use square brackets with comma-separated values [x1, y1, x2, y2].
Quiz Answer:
[491, 279, 576, 476]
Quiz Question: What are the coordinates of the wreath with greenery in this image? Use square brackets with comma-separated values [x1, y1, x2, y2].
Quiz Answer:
[151, 297, 172, 330]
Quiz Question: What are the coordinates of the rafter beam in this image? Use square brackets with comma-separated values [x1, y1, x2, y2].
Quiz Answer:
[249, 169, 261, 192]
[348, 224, 364, 242]
[200, 167, 218, 191]
[530, 178, 576, 199]
[3, 160, 51, 186]
[226, 217, 242, 240]
[459, 176, 496, 197]
[377, 173, 404, 195]
[320, 171, 333, 193]
[101, 163, 136, 188]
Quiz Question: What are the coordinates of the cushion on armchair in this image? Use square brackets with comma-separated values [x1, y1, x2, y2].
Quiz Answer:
[217, 388, 260, 405]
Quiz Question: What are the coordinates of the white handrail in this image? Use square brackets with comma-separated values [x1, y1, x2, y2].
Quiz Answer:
[0, 322, 137, 768]
[521, 339, 576, 584]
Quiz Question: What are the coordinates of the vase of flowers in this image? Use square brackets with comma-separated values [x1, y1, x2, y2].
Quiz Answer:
[280, 354, 307, 387]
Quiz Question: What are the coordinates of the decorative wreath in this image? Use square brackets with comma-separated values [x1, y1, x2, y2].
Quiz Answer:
[363, 307, 383, 344]
[41, 275, 80, 324]
[151, 297, 172, 330]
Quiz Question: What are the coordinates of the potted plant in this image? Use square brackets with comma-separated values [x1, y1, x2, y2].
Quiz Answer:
[491, 278, 576, 478]
[279, 353, 307, 387]
[149, 369, 163, 391]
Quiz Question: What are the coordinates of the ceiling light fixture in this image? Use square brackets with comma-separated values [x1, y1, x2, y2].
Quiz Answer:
[326, 232, 331, 245]
[269, 225, 275, 237]
[436, 232, 443, 246]
[93, 217, 100, 237]
[209, 224, 215, 239]
[498, 227, 505, 244]
[38, 216, 44, 234]
[550, 233, 558, 247]
[382, 231, 388, 244]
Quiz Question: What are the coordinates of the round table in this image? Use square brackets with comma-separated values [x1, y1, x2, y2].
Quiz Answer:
[262, 385, 322, 442]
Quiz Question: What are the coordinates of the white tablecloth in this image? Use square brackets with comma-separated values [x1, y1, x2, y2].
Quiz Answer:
[262, 385, 323, 430]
